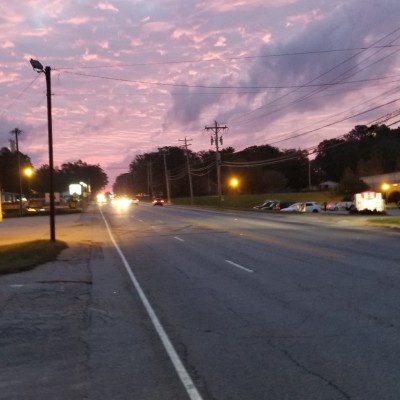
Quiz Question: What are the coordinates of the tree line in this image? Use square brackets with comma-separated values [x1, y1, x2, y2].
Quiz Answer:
[114, 124, 400, 200]
[0, 145, 108, 198]
[2, 124, 399, 201]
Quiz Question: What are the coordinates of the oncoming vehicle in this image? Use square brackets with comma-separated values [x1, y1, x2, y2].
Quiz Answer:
[132, 197, 139, 205]
[152, 198, 164, 206]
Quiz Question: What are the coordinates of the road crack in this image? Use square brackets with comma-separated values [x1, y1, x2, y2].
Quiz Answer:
[268, 340, 352, 400]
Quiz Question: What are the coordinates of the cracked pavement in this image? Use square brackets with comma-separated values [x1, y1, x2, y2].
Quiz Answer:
[0, 210, 188, 400]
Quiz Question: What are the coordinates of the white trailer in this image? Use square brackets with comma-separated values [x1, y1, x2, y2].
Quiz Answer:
[354, 191, 385, 212]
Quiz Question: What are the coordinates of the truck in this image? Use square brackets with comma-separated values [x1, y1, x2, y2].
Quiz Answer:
[354, 191, 385, 213]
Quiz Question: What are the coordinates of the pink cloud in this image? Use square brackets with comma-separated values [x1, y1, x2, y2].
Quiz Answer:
[97, 2, 119, 12]
[82, 49, 98, 61]
[214, 36, 227, 47]
[142, 21, 175, 33]
[1, 41, 15, 49]
[22, 27, 53, 37]
[58, 16, 91, 25]
[286, 9, 324, 27]
[2, 0, 400, 191]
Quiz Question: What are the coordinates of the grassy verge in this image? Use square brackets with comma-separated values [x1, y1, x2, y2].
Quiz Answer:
[367, 217, 400, 226]
[0, 240, 68, 276]
[171, 192, 340, 209]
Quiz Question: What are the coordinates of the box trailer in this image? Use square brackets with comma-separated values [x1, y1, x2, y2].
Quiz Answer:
[354, 191, 385, 212]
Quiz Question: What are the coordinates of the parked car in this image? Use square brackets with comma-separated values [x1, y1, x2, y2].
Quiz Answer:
[152, 198, 164, 206]
[280, 203, 303, 212]
[338, 201, 354, 210]
[253, 200, 278, 210]
[281, 202, 321, 213]
[326, 202, 339, 211]
[131, 197, 139, 205]
[273, 201, 294, 210]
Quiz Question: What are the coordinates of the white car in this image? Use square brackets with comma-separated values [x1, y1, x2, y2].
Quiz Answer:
[281, 202, 321, 213]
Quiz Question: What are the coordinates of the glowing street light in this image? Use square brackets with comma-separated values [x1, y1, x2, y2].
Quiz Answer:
[230, 177, 239, 193]
[24, 167, 33, 199]
[29, 58, 55, 241]
[382, 183, 390, 200]
[24, 167, 33, 178]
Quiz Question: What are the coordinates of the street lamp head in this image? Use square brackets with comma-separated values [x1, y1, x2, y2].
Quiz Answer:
[24, 167, 33, 177]
[30, 58, 44, 72]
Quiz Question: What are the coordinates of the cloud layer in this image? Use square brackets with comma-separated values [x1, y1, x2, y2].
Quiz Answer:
[1, 0, 400, 188]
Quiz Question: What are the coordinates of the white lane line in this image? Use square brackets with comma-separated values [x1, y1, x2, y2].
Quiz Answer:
[225, 259, 254, 273]
[174, 236, 185, 242]
[100, 209, 203, 400]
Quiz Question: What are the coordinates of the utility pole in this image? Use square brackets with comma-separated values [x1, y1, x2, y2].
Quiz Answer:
[30, 59, 55, 241]
[147, 161, 153, 200]
[10, 128, 23, 216]
[205, 121, 228, 207]
[161, 150, 171, 204]
[179, 137, 194, 205]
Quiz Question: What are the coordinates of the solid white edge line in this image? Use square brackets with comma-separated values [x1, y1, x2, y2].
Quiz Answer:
[225, 259, 254, 273]
[99, 208, 203, 400]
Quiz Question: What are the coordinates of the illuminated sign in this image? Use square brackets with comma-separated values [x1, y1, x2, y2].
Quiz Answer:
[69, 184, 82, 195]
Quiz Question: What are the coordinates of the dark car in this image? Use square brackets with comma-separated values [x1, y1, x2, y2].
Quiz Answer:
[152, 198, 164, 206]
[253, 200, 278, 210]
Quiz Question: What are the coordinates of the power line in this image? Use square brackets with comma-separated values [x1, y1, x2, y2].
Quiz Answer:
[54, 44, 400, 70]
[0, 75, 41, 118]
[61, 70, 400, 90]
[251, 82, 400, 147]
[230, 27, 400, 126]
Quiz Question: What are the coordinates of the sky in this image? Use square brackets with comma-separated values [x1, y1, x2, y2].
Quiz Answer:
[1, 0, 400, 190]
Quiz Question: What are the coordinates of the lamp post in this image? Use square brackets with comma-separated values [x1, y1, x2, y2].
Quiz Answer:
[382, 183, 390, 201]
[24, 167, 33, 200]
[30, 59, 55, 241]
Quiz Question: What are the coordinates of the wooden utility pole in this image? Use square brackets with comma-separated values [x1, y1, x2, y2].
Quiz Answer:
[10, 128, 23, 217]
[29, 60, 55, 241]
[162, 150, 171, 204]
[205, 121, 228, 207]
[147, 161, 153, 199]
[179, 137, 194, 205]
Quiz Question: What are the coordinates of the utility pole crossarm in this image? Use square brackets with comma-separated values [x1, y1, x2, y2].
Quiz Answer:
[179, 137, 194, 205]
[204, 121, 228, 207]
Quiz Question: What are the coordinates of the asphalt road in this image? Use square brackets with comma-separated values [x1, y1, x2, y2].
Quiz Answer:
[1, 205, 400, 399]
[100, 203, 400, 400]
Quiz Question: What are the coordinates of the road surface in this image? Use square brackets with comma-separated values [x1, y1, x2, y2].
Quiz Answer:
[1, 204, 400, 399]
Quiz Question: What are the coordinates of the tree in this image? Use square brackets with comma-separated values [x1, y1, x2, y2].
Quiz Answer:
[261, 170, 287, 192]
[35, 160, 108, 195]
[59, 160, 108, 194]
[337, 167, 369, 199]
[113, 173, 133, 196]
[357, 153, 384, 176]
[0, 147, 33, 194]
[315, 125, 400, 182]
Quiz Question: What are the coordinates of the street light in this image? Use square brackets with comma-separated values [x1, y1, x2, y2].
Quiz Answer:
[230, 177, 239, 191]
[382, 183, 390, 201]
[24, 167, 33, 200]
[30, 58, 55, 241]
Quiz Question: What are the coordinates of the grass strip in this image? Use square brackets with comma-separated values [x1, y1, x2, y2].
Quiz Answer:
[367, 217, 400, 226]
[0, 240, 68, 275]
